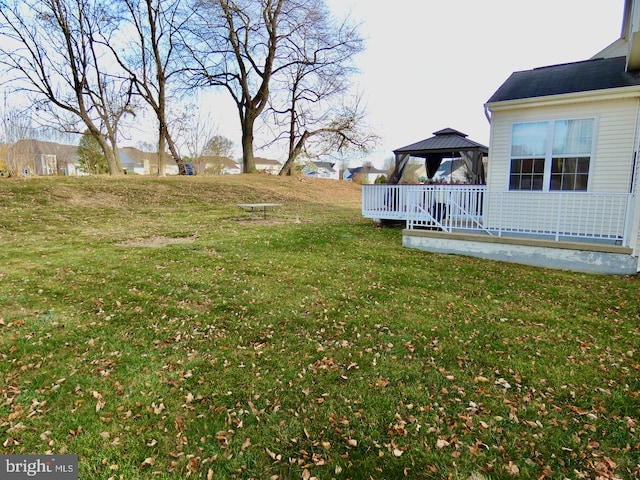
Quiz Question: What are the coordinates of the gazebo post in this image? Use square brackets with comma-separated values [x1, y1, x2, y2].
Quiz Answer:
[388, 153, 411, 185]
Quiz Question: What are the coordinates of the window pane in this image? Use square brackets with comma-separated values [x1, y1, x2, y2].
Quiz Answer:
[533, 158, 545, 173]
[564, 157, 577, 173]
[532, 175, 544, 190]
[551, 157, 590, 191]
[563, 175, 575, 190]
[512, 122, 548, 156]
[553, 119, 593, 156]
[576, 158, 590, 173]
[575, 174, 589, 190]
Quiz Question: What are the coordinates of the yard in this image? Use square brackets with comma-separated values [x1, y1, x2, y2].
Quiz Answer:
[0, 175, 638, 479]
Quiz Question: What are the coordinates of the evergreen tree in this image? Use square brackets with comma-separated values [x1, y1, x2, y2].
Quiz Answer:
[78, 130, 109, 174]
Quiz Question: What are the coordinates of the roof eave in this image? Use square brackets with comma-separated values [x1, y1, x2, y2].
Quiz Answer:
[485, 85, 640, 112]
[393, 146, 488, 156]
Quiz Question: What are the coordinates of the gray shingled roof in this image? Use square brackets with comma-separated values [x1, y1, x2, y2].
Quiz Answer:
[393, 128, 488, 156]
[486, 56, 640, 104]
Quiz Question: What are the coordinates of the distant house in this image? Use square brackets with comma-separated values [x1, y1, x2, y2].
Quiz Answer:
[193, 156, 241, 175]
[254, 157, 282, 175]
[118, 147, 152, 174]
[5, 139, 79, 176]
[118, 147, 185, 175]
[301, 161, 340, 180]
[344, 165, 388, 183]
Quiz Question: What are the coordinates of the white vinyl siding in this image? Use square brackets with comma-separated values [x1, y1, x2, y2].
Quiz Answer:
[488, 98, 638, 194]
[484, 97, 638, 241]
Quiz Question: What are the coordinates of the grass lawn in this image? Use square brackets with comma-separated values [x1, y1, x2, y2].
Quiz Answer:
[0, 175, 639, 479]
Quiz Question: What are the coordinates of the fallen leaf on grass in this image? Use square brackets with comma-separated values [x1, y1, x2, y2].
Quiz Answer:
[436, 438, 450, 449]
[505, 461, 520, 476]
[266, 447, 282, 462]
[92, 391, 105, 412]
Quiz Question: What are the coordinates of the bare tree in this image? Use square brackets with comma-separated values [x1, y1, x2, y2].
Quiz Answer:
[0, 107, 37, 176]
[265, 3, 376, 175]
[203, 135, 234, 158]
[187, 0, 375, 174]
[188, 0, 295, 173]
[105, 0, 191, 175]
[173, 104, 214, 174]
[0, 0, 135, 175]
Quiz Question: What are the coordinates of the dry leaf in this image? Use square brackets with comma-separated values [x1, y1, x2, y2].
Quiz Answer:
[505, 461, 520, 476]
[187, 458, 198, 475]
[266, 447, 281, 462]
[436, 438, 450, 449]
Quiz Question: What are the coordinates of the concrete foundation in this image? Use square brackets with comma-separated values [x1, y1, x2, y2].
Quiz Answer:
[402, 230, 639, 275]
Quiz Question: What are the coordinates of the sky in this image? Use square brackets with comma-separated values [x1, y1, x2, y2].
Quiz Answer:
[314, 0, 625, 166]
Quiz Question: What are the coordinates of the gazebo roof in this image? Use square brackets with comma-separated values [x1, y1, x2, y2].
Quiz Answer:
[393, 128, 488, 157]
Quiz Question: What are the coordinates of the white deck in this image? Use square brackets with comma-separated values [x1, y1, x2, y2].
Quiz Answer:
[362, 185, 635, 246]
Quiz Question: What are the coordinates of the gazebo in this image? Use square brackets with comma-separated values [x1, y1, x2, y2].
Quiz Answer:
[388, 128, 488, 184]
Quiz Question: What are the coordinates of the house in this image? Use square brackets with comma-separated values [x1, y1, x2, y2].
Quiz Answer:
[344, 165, 388, 183]
[191, 155, 241, 175]
[119, 147, 190, 175]
[3, 141, 183, 176]
[4, 139, 80, 176]
[301, 161, 340, 180]
[254, 157, 282, 175]
[118, 147, 151, 174]
[362, 0, 640, 274]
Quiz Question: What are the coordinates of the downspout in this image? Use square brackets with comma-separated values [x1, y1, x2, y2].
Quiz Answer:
[626, 97, 640, 253]
[484, 104, 492, 125]
[631, 97, 640, 194]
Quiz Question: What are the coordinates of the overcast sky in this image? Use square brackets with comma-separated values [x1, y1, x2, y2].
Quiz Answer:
[318, 0, 625, 165]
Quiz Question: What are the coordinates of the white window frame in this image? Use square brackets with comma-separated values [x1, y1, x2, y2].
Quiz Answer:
[508, 117, 597, 192]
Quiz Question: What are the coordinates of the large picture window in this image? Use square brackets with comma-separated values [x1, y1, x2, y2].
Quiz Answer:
[509, 118, 594, 191]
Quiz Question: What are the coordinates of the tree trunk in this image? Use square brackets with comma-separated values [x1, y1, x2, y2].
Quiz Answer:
[163, 127, 186, 175]
[278, 131, 308, 176]
[241, 115, 257, 173]
[92, 128, 123, 175]
[157, 128, 166, 176]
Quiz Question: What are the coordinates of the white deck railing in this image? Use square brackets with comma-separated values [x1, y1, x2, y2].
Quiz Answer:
[362, 185, 635, 245]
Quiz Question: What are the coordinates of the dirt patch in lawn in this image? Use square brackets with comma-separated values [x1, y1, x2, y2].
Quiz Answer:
[117, 235, 197, 247]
